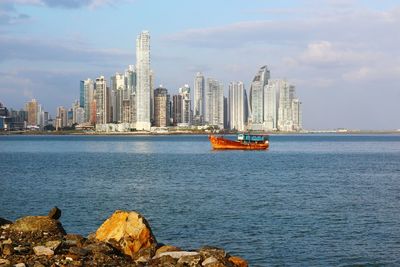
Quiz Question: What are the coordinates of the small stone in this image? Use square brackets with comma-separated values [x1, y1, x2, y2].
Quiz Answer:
[155, 245, 181, 256]
[13, 246, 30, 254]
[228, 256, 248, 267]
[0, 218, 12, 227]
[202, 256, 219, 266]
[45, 240, 62, 251]
[68, 247, 88, 257]
[33, 262, 45, 267]
[33, 246, 54, 256]
[13, 263, 26, 267]
[0, 259, 11, 267]
[0, 236, 5, 240]
[10, 216, 65, 236]
[2, 239, 12, 245]
[148, 255, 177, 266]
[199, 246, 226, 260]
[155, 251, 199, 259]
[84, 243, 114, 255]
[65, 257, 73, 261]
[2, 244, 14, 256]
[64, 234, 85, 247]
[48, 207, 61, 220]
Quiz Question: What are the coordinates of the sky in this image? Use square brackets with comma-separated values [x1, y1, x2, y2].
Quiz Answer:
[0, 0, 399, 130]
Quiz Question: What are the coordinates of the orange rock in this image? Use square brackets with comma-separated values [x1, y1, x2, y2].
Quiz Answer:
[95, 210, 157, 259]
[228, 256, 248, 267]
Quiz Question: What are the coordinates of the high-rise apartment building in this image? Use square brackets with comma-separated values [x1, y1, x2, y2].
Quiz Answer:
[228, 81, 247, 131]
[249, 66, 270, 130]
[172, 94, 182, 126]
[25, 99, 39, 126]
[55, 106, 67, 130]
[154, 86, 170, 127]
[264, 79, 283, 131]
[205, 78, 224, 129]
[179, 84, 191, 126]
[136, 31, 151, 130]
[82, 79, 94, 123]
[193, 72, 205, 125]
[95, 76, 109, 125]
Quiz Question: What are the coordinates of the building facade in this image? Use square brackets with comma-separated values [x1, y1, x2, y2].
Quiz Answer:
[193, 72, 205, 125]
[154, 87, 170, 127]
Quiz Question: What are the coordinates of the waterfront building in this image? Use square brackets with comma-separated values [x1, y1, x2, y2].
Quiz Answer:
[25, 99, 39, 127]
[154, 86, 170, 127]
[79, 81, 85, 108]
[150, 69, 155, 124]
[249, 65, 270, 130]
[193, 72, 205, 125]
[110, 73, 125, 123]
[205, 78, 224, 129]
[179, 84, 191, 126]
[228, 81, 247, 131]
[55, 106, 67, 130]
[172, 94, 182, 126]
[136, 31, 151, 131]
[292, 98, 302, 131]
[82, 79, 95, 123]
[95, 76, 109, 125]
[277, 82, 293, 131]
[263, 79, 283, 131]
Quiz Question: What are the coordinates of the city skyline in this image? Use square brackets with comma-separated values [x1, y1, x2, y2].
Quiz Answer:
[1, 0, 399, 130]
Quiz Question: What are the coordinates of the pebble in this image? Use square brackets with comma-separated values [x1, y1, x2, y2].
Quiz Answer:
[33, 246, 54, 256]
[155, 251, 200, 259]
[13, 263, 26, 267]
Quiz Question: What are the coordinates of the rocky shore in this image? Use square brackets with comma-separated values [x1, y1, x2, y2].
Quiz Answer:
[0, 208, 247, 267]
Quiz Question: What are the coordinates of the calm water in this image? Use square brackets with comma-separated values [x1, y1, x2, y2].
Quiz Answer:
[1, 134, 400, 266]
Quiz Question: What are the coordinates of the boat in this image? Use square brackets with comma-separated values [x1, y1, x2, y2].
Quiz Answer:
[209, 133, 269, 150]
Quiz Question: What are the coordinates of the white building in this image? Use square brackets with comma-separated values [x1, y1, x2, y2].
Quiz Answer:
[263, 79, 283, 131]
[193, 72, 205, 125]
[205, 78, 224, 129]
[82, 78, 94, 123]
[228, 81, 247, 131]
[95, 76, 108, 125]
[249, 65, 270, 130]
[178, 84, 191, 126]
[136, 31, 151, 131]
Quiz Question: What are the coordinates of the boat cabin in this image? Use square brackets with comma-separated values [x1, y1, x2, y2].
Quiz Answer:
[237, 134, 269, 143]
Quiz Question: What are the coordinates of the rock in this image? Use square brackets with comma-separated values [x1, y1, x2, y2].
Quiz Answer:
[0, 259, 11, 267]
[2, 239, 12, 245]
[13, 246, 30, 254]
[0, 219, 12, 227]
[199, 246, 226, 260]
[33, 263, 45, 267]
[95, 210, 157, 259]
[202, 257, 219, 266]
[33, 246, 54, 256]
[64, 234, 85, 247]
[45, 240, 62, 251]
[155, 245, 181, 256]
[228, 256, 247, 267]
[148, 255, 177, 267]
[68, 247, 88, 256]
[2, 244, 14, 256]
[133, 245, 157, 262]
[177, 254, 202, 266]
[10, 216, 65, 236]
[155, 251, 200, 259]
[84, 242, 115, 255]
[13, 263, 26, 267]
[47, 207, 61, 220]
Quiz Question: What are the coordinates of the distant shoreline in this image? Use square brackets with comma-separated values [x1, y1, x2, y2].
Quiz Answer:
[1, 130, 399, 136]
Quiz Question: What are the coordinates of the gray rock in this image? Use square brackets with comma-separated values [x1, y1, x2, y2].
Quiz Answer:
[45, 240, 61, 251]
[155, 251, 200, 259]
[33, 246, 54, 256]
[10, 216, 65, 236]
[13, 263, 26, 267]
[202, 257, 219, 266]
[47, 207, 61, 220]
[177, 254, 202, 266]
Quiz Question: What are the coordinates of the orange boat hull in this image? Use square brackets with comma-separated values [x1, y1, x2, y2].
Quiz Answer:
[209, 135, 269, 150]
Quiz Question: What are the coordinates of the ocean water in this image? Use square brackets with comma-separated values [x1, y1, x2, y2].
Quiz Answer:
[1, 134, 400, 266]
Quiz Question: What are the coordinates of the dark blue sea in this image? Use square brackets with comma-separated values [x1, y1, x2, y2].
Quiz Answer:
[1, 134, 400, 266]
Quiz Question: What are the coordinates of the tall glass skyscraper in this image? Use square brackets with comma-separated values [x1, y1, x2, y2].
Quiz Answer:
[249, 65, 270, 130]
[228, 81, 247, 132]
[136, 31, 151, 131]
[193, 72, 205, 124]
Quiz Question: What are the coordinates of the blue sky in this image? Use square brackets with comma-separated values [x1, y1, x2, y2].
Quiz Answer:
[1, 0, 399, 130]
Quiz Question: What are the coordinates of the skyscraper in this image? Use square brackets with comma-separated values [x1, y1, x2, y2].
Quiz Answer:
[249, 65, 270, 130]
[179, 84, 191, 126]
[172, 94, 182, 126]
[82, 78, 94, 123]
[95, 76, 108, 125]
[264, 79, 283, 131]
[154, 86, 170, 127]
[193, 72, 205, 124]
[25, 99, 38, 126]
[228, 81, 247, 131]
[136, 31, 151, 131]
[205, 78, 224, 129]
